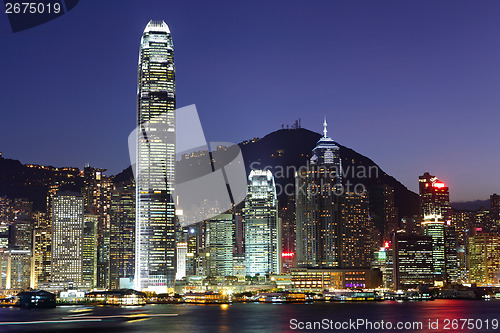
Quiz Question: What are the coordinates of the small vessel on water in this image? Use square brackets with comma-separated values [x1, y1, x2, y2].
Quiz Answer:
[16, 290, 56, 308]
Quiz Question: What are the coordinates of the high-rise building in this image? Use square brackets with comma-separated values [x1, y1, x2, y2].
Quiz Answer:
[421, 217, 445, 277]
[444, 222, 459, 283]
[32, 212, 51, 288]
[382, 185, 398, 239]
[82, 213, 98, 288]
[0, 249, 31, 290]
[371, 244, 394, 289]
[51, 192, 84, 289]
[0, 224, 8, 249]
[206, 214, 234, 277]
[393, 233, 434, 289]
[82, 166, 112, 289]
[175, 242, 188, 280]
[245, 170, 280, 275]
[280, 195, 296, 269]
[135, 20, 176, 292]
[491, 194, 500, 231]
[296, 120, 342, 268]
[296, 120, 372, 270]
[9, 216, 32, 250]
[339, 192, 372, 268]
[468, 233, 500, 286]
[184, 222, 207, 276]
[109, 182, 135, 290]
[418, 172, 451, 220]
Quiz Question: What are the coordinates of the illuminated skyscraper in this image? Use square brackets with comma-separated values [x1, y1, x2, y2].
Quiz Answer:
[490, 193, 500, 232]
[109, 182, 135, 290]
[206, 214, 233, 277]
[418, 172, 451, 220]
[296, 119, 342, 268]
[82, 213, 98, 288]
[296, 119, 371, 269]
[339, 192, 371, 268]
[82, 166, 112, 289]
[421, 217, 445, 277]
[32, 212, 51, 288]
[469, 233, 500, 286]
[245, 170, 280, 275]
[0, 249, 31, 290]
[51, 192, 84, 289]
[136, 20, 176, 292]
[393, 233, 434, 289]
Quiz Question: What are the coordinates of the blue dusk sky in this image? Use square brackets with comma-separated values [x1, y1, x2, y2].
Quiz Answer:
[1, 0, 500, 202]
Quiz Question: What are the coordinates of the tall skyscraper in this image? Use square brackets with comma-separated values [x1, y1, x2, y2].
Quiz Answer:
[135, 20, 176, 292]
[421, 217, 445, 277]
[245, 170, 280, 275]
[393, 233, 434, 289]
[9, 216, 32, 250]
[32, 212, 51, 288]
[382, 185, 398, 239]
[82, 213, 98, 288]
[295, 119, 371, 270]
[82, 166, 112, 289]
[206, 214, 234, 277]
[109, 181, 135, 290]
[419, 172, 451, 220]
[296, 120, 342, 268]
[339, 192, 372, 268]
[490, 193, 500, 232]
[51, 192, 84, 289]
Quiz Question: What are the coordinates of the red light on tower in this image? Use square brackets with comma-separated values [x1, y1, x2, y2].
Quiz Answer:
[282, 252, 294, 257]
[384, 241, 390, 249]
[433, 182, 445, 188]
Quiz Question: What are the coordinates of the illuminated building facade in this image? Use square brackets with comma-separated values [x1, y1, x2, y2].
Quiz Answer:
[82, 213, 98, 288]
[51, 192, 84, 288]
[491, 193, 500, 231]
[32, 212, 51, 287]
[339, 192, 371, 268]
[421, 217, 445, 277]
[175, 242, 187, 280]
[393, 233, 434, 289]
[82, 166, 112, 289]
[245, 170, 280, 275]
[109, 182, 135, 290]
[0, 249, 31, 290]
[371, 244, 394, 289]
[136, 20, 176, 292]
[468, 233, 500, 286]
[290, 268, 381, 290]
[419, 172, 451, 220]
[206, 214, 233, 277]
[9, 217, 32, 251]
[296, 120, 342, 268]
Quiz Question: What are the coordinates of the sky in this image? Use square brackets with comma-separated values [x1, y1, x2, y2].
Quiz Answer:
[1, 0, 500, 202]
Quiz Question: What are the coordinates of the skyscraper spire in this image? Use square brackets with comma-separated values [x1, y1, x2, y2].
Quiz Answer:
[323, 116, 328, 138]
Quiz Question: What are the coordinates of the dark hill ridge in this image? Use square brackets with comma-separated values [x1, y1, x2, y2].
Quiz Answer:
[0, 156, 82, 211]
[238, 128, 419, 219]
[0, 128, 420, 219]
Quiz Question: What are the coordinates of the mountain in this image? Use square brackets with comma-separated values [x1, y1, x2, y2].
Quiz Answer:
[237, 128, 420, 219]
[451, 200, 490, 211]
[1, 128, 420, 220]
[0, 156, 83, 211]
